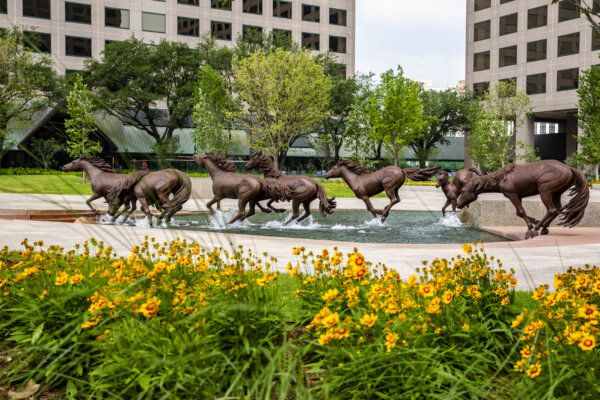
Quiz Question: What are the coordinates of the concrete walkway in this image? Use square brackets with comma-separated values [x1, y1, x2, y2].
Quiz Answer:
[0, 188, 599, 291]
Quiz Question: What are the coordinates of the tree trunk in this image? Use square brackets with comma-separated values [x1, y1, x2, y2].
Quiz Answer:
[419, 159, 426, 168]
[393, 143, 399, 167]
[596, 164, 599, 182]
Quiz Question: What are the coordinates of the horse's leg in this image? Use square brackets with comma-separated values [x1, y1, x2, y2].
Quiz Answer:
[206, 197, 218, 214]
[360, 196, 382, 218]
[284, 198, 302, 225]
[138, 197, 153, 227]
[505, 193, 537, 239]
[242, 200, 257, 221]
[257, 200, 273, 214]
[86, 193, 102, 216]
[536, 192, 562, 235]
[265, 199, 284, 213]
[441, 199, 452, 217]
[295, 201, 312, 223]
[228, 198, 248, 224]
[381, 189, 400, 222]
[123, 199, 137, 220]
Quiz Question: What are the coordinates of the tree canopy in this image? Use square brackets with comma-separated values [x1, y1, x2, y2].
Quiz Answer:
[575, 65, 600, 180]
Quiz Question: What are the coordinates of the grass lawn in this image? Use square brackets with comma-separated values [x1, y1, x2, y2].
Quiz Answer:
[0, 175, 93, 195]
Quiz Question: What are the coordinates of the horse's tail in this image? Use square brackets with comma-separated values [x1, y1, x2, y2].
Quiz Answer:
[170, 171, 192, 212]
[316, 182, 336, 217]
[107, 169, 151, 203]
[262, 178, 292, 202]
[466, 166, 483, 176]
[558, 167, 590, 228]
[403, 165, 442, 181]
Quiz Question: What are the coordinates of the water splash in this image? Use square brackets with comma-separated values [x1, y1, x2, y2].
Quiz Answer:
[208, 209, 249, 229]
[263, 214, 323, 230]
[363, 217, 386, 227]
[439, 213, 464, 227]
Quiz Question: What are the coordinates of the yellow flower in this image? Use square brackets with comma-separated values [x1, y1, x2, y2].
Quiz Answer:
[418, 283, 435, 297]
[575, 274, 591, 289]
[501, 297, 510, 306]
[334, 326, 351, 340]
[69, 273, 84, 285]
[532, 287, 545, 300]
[513, 359, 527, 372]
[579, 334, 596, 351]
[385, 332, 399, 352]
[461, 323, 470, 331]
[578, 304, 599, 320]
[526, 362, 542, 379]
[442, 290, 453, 304]
[318, 329, 335, 345]
[137, 296, 161, 318]
[55, 271, 68, 286]
[322, 288, 339, 302]
[462, 243, 472, 254]
[520, 346, 532, 359]
[360, 313, 378, 329]
[322, 312, 340, 329]
[256, 274, 269, 286]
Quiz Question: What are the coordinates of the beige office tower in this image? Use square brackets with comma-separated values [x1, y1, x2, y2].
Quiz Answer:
[0, 0, 355, 76]
[465, 0, 600, 163]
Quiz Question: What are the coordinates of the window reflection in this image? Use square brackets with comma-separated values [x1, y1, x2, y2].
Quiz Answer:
[65, 2, 91, 24]
[142, 12, 166, 33]
[243, 0, 262, 15]
[558, 0, 579, 22]
[23, 31, 51, 53]
[473, 82, 489, 97]
[526, 73, 546, 94]
[105, 8, 130, 29]
[302, 5, 320, 22]
[527, 39, 546, 62]
[23, 0, 50, 19]
[178, 17, 200, 36]
[474, 0, 490, 11]
[528, 6, 547, 29]
[302, 32, 319, 50]
[557, 68, 579, 91]
[329, 8, 346, 26]
[273, 1, 292, 18]
[474, 20, 490, 41]
[499, 13, 518, 36]
[499, 45, 517, 67]
[329, 36, 346, 53]
[66, 36, 92, 57]
[211, 0, 232, 10]
[473, 51, 490, 71]
[557, 32, 579, 57]
[211, 21, 232, 41]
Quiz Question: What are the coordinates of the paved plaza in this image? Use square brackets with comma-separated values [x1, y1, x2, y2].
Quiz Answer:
[1, 184, 599, 291]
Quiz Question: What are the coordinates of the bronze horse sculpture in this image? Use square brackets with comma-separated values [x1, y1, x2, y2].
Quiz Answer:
[436, 167, 482, 216]
[245, 151, 336, 224]
[62, 156, 149, 218]
[193, 153, 291, 224]
[457, 160, 590, 239]
[324, 160, 441, 222]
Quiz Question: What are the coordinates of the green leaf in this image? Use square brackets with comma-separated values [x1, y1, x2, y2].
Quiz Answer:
[137, 374, 151, 390]
[31, 322, 44, 344]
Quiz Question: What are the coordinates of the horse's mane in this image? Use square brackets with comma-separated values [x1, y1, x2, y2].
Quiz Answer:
[250, 151, 282, 178]
[336, 160, 370, 175]
[204, 153, 236, 172]
[79, 156, 115, 172]
[470, 164, 516, 192]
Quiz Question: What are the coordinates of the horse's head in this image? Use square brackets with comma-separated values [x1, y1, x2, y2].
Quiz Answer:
[245, 152, 260, 170]
[457, 180, 478, 209]
[436, 171, 449, 188]
[62, 159, 83, 172]
[324, 164, 342, 179]
[192, 154, 207, 169]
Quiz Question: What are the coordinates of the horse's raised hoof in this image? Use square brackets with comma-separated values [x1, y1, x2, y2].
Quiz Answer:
[525, 230, 539, 240]
[381, 216, 387, 223]
[541, 227, 549, 235]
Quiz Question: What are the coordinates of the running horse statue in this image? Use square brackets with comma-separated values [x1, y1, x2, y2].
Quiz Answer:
[436, 167, 482, 216]
[193, 153, 291, 224]
[245, 151, 336, 224]
[62, 156, 150, 218]
[324, 160, 441, 222]
[456, 160, 590, 239]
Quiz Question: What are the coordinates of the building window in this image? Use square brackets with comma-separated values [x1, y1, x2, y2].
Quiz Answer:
[105, 8, 130, 29]
[243, 25, 262, 40]
[273, 1, 292, 18]
[22, 0, 50, 19]
[142, 12, 166, 33]
[474, 20, 490, 41]
[549, 124, 556, 134]
[557, 32, 579, 57]
[557, 68, 579, 90]
[0, 0, 7, 14]
[302, 32, 319, 50]
[211, 21, 232, 41]
[211, 0, 231, 10]
[593, 32, 600, 51]
[105, 39, 118, 47]
[302, 5, 320, 22]
[499, 45, 517, 67]
[474, 0, 490, 11]
[473, 51, 490, 71]
[499, 13, 518, 36]
[243, 0, 262, 15]
[178, 0, 199, 5]
[527, 39, 547, 62]
[558, 0, 579, 22]
[500, 0, 514, 3]
[329, 36, 346, 53]
[23, 31, 51, 53]
[65, 2, 91, 24]
[330, 8, 346, 26]
[528, 5, 547, 29]
[526, 73, 546, 94]
[178, 17, 200, 36]
[66, 36, 92, 57]
[473, 82, 489, 97]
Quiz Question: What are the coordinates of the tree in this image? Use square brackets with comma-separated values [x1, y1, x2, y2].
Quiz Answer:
[411, 89, 473, 168]
[575, 65, 600, 180]
[233, 48, 332, 169]
[65, 75, 101, 181]
[85, 38, 201, 148]
[29, 137, 62, 171]
[366, 66, 424, 167]
[0, 27, 56, 161]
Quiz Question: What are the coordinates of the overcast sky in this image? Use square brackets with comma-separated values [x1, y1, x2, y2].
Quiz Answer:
[355, 0, 466, 87]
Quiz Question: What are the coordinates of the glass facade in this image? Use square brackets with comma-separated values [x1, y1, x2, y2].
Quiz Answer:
[473, 82, 489, 97]
[66, 36, 91, 57]
[178, 0, 199, 5]
[500, 0, 514, 3]
[211, 21, 232, 40]
[302, 32, 320, 50]
[528, 6, 547, 29]
[211, 0, 231, 10]
[65, 2, 91, 24]
[0, 0, 6, 14]
[557, 68, 579, 91]
[24, 31, 50, 53]
[558, 0, 579, 22]
[526, 73, 546, 94]
[593, 31, 600, 51]
[474, 0, 490, 11]
[273, 1, 292, 18]
[23, 0, 50, 19]
[243, 0, 262, 15]
[557, 32, 579, 57]
[527, 39, 546, 62]
[473, 51, 490, 71]
[474, 20, 490, 41]
[499, 45, 517, 67]
[329, 8, 346, 26]
[178, 17, 200, 36]
[142, 12, 166, 33]
[329, 36, 346, 53]
[499, 13, 518, 36]
[105, 8, 130, 29]
[302, 5, 320, 22]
